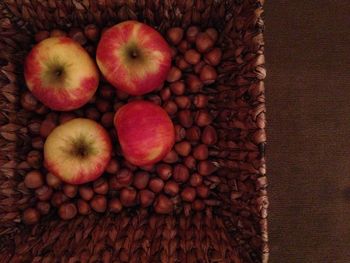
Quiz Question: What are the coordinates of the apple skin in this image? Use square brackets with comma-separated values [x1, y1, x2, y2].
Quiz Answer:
[24, 37, 99, 111]
[44, 118, 112, 185]
[114, 101, 175, 166]
[96, 21, 171, 96]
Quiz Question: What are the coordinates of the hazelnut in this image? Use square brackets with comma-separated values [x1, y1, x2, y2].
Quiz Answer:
[35, 104, 49, 115]
[39, 118, 56, 138]
[85, 107, 101, 121]
[147, 95, 162, 105]
[139, 164, 155, 172]
[174, 141, 191, 157]
[174, 124, 186, 142]
[133, 171, 150, 190]
[28, 121, 41, 135]
[68, 28, 87, 45]
[178, 40, 190, 53]
[101, 112, 114, 128]
[166, 66, 182, 82]
[58, 203, 77, 220]
[186, 26, 200, 43]
[184, 155, 197, 170]
[160, 87, 171, 101]
[166, 27, 184, 45]
[189, 173, 203, 187]
[193, 144, 209, 160]
[194, 60, 206, 74]
[204, 48, 222, 66]
[84, 24, 100, 42]
[153, 195, 173, 214]
[51, 192, 69, 207]
[50, 29, 67, 37]
[162, 150, 179, 164]
[105, 159, 120, 174]
[197, 160, 218, 176]
[201, 126, 217, 145]
[196, 185, 209, 198]
[199, 65, 217, 85]
[35, 185, 53, 201]
[170, 81, 185, 95]
[96, 99, 112, 113]
[164, 181, 179, 196]
[176, 57, 191, 71]
[26, 150, 42, 169]
[120, 187, 137, 207]
[111, 168, 133, 189]
[93, 178, 109, 195]
[186, 74, 203, 93]
[108, 198, 123, 213]
[36, 201, 50, 215]
[173, 164, 190, 183]
[63, 184, 78, 198]
[163, 101, 178, 115]
[192, 199, 205, 211]
[156, 164, 173, 181]
[90, 195, 107, 213]
[193, 94, 209, 108]
[22, 208, 40, 225]
[181, 187, 196, 202]
[21, 91, 38, 111]
[205, 28, 218, 43]
[195, 110, 213, 127]
[177, 110, 193, 128]
[184, 49, 201, 65]
[148, 178, 164, 193]
[24, 170, 44, 189]
[139, 190, 155, 207]
[79, 186, 94, 201]
[77, 199, 91, 215]
[174, 96, 191, 109]
[46, 173, 61, 189]
[185, 126, 201, 142]
[195, 32, 214, 53]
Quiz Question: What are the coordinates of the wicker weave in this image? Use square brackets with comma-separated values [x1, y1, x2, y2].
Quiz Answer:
[0, 0, 268, 262]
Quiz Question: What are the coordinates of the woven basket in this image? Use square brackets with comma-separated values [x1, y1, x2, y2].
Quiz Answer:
[0, 0, 268, 262]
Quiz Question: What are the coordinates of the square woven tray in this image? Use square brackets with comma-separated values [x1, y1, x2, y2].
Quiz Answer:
[0, 1, 268, 262]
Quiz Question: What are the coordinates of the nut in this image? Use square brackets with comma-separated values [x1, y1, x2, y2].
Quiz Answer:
[59, 112, 76, 124]
[120, 187, 137, 207]
[147, 95, 162, 105]
[197, 184, 209, 198]
[68, 28, 87, 45]
[22, 208, 40, 225]
[197, 160, 218, 176]
[51, 192, 69, 207]
[193, 144, 209, 160]
[174, 141, 191, 157]
[34, 31, 50, 43]
[21, 91, 38, 111]
[93, 178, 109, 195]
[192, 199, 205, 211]
[186, 126, 201, 142]
[164, 181, 179, 196]
[139, 190, 155, 207]
[173, 164, 190, 183]
[163, 100, 178, 115]
[99, 85, 115, 99]
[111, 168, 133, 189]
[162, 150, 179, 164]
[190, 173, 203, 187]
[36, 201, 50, 215]
[108, 198, 123, 213]
[175, 96, 191, 109]
[50, 29, 67, 37]
[195, 32, 214, 53]
[186, 74, 203, 93]
[148, 178, 164, 193]
[205, 28, 218, 43]
[166, 66, 182, 82]
[186, 26, 200, 43]
[178, 40, 190, 53]
[170, 81, 185, 95]
[195, 110, 213, 127]
[35, 104, 49, 115]
[79, 186, 94, 201]
[194, 60, 206, 74]
[90, 195, 107, 213]
[174, 124, 186, 142]
[24, 170, 44, 189]
[63, 184, 78, 198]
[193, 94, 209, 108]
[184, 49, 201, 65]
[105, 159, 120, 174]
[133, 171, 150, 190]
[204, 48, 222, 66]
[77, 199, 91, 215]
[96, 99, 112, 113]
[26, 150, 42, 169]
[154, 195, 173, 214]
[156, 164, 173, 181]
[177, 110, 193, 128]
[201, 126, 218, 145]
[181, 187, 196, 202]
[184, 155, 197, 170]
[58, 203, 77, 220]
[175, 57, 191, 70]
[166, 27, 184, 45]
[160, 87, 171, 101]
[101, 112, 114, 128]
[116, 90, 129, 100]
[199, 65, 217, 85]
[84, 24, 100, 42]
[40, 118, 57, 138]
[35, 185, 53, 201]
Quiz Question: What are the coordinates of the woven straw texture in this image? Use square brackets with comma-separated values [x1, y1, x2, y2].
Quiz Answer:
[0, 0, 267, 262]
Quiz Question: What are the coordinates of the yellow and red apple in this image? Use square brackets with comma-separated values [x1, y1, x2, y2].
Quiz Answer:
[24, 37, 99, 111]
[44, 118, 112, 185]
[96, 21, 171, 95]
[114, 101, 175, 166]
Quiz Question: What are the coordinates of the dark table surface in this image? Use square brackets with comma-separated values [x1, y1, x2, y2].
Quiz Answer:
[264, 1, 350, 262]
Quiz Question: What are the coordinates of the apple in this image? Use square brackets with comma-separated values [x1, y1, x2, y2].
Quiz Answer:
[114, 100, 175, 166]
[44, 118, 112, 184]
[96, 21, 171, 95]
[24, 37, 99, 111]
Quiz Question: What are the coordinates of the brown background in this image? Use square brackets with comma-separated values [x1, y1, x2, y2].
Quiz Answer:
[264, 1, 350, 262]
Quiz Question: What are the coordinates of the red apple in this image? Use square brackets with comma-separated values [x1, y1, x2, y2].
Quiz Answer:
[24, 37, 99, 111]
[44, 118, 112, 184]
[114, 100, 175, 166]
[96, 21, 171, 95]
